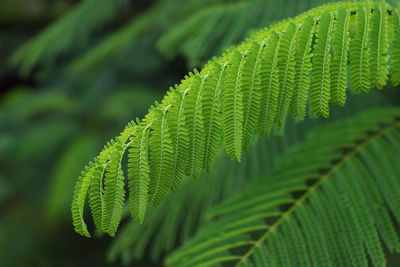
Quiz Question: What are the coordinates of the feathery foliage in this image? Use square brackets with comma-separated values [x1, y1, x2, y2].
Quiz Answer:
[108, 127, 302, 263]
[167, 107, 400, 266]
[107, 93, 387, 263]
[72, 1, 400, 237]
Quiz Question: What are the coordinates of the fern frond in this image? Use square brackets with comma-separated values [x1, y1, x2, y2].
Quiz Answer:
[369, 2, 389, 89]
[102, 138, 126, 236]
[71, 163, 95, 237]
[167, 88, 190, 190]
[88, 157, 107, 232]
[330, 7, 350, 106]
[310, 11, 333, 118]
[350, 5, 371, 93]
[276, 22, 298, 125]
[72, 143, 114, 237]
[167, 108, 400, 266]
[242, 42, 263, 151]
[290, 16, 314, 119]
[127, 123, 150, 223]
[203, 63, 224, 172]
[148, 107, 174, 205]
[72, 1, 400, 237]
[184, 74, 206, 178]
[224, 50, 245, 161]
[258, 32, 280, 136]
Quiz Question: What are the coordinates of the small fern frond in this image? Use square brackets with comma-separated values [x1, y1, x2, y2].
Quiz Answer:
[148, 107, 174, 205]
[369, 2, 390, 89]
[166, 108, 400, 266]
[350, 4, 371, 93]
[310, 11, 334, 118]
[127, 123, 150, 223]
[330, 7, 350, 106]
[203, 63, 224, 172]
[184, 74, 206, 178]
[167, 88, 190, 190]
[258, 32, 280, 136]
[242, 42, 263, 152]
[102, 139, 126, 236]
[223, 50, 245, 161]
[72, 1, 400, 237]
[276, 22, 298, 125]
[71, 163, 95, 237]
[88, 158, 107, 232]
[290, 16, 314, 119]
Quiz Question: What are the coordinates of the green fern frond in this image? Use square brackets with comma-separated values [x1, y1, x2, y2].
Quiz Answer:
[290, 16, 314, 119]
[258, 32, 280, 136]
[72, 1, 400, 237]
[276, 22, 298, 125]
[166, 107, 400, 266]
[369, 2, 390, 89]
[148, 107, 174, 205]
[184, 74, 206, 178]
[330, 7, 350, 106]
[224, 50, 245, 161]
[167, 88, 190, 190]
[127, 122, 150, 223]
[241, 42, 263, 152]
[203, 63, 224, 171]
[310, 11, 334, 118]
[102, 138, 126, 236]
[350, 4, 371, 93]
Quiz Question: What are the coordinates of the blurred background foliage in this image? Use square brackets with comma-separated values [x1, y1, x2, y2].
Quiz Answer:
[0, 0, 399, 266]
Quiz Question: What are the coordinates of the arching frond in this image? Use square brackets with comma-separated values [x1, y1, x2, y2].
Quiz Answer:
[127, 123, 150, 223]
[290, 16, 314, 119]
[71, 1, 400, 237]
[223, 50, 245, 161]
[258, 32, 280, 137]
[350, 4, 371, 93]
[330, 7, 350, 106]
[310, 11, 333, 118]
[167, 108, 400, 266]
[148, 107, 174, 205]
[369, 2, 389, 89]
[203, 63, 224, 171]
[276, 22, 298, 125]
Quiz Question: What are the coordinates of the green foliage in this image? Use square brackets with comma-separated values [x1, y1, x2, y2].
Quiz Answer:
[156, 0, 344, 67]
[167, 107, 400, 266]
[10, 0, 128, 75]
[71, 1, 400, 237]
[107, 118, 312, 263]
[330, 7, 350, 106]
[106, 91, 390, 264]
[128, 123, 150, 223]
